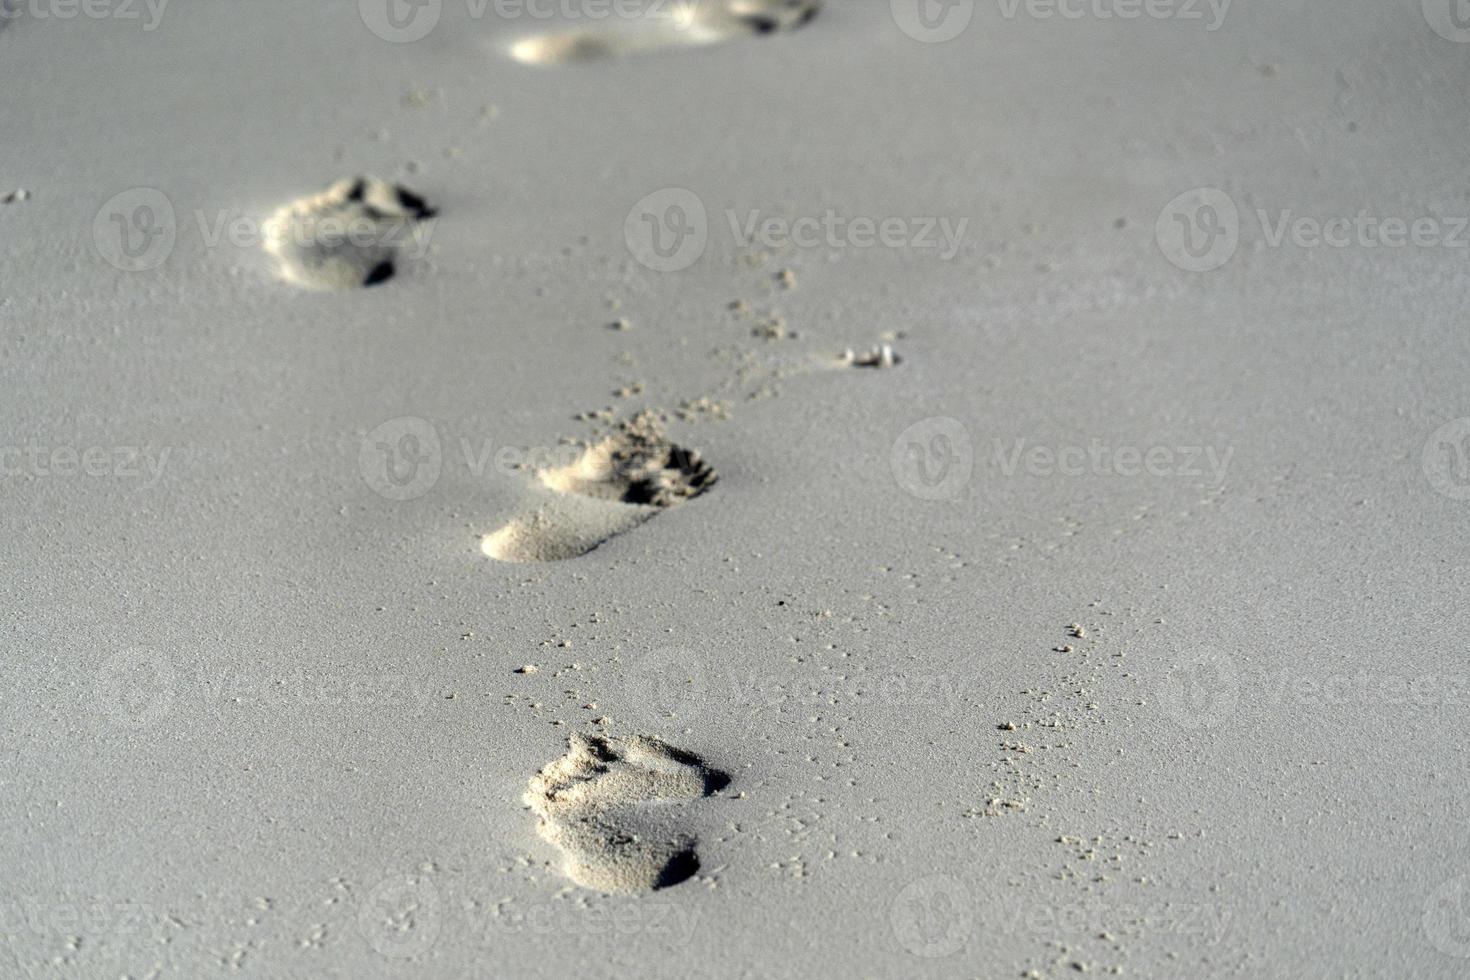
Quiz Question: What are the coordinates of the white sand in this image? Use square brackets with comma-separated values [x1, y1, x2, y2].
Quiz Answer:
[4, 1, 1470, 977]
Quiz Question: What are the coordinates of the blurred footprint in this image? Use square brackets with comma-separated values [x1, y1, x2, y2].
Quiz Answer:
[263, 177, 435, 290]
[507, 0, 820, 65]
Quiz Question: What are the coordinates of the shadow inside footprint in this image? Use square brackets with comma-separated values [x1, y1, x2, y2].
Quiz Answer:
[654, 850, 702, 890]
[506, 0, 821, 65]
[483, 417, 715, 563]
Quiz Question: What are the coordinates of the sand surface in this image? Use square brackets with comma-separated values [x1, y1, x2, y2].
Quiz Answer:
[3, 1, 1470, 977]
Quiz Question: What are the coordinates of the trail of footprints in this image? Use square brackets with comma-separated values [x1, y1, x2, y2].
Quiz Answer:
[249, 0, 904, 899]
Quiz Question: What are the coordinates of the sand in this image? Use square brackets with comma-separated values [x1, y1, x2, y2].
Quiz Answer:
[4, 1, 1470, 978]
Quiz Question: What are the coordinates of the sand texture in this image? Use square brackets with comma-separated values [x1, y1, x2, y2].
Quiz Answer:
[3, 1, 1469, 978]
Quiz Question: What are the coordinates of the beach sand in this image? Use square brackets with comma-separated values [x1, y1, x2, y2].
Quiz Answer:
[2, 1, 1469, 976]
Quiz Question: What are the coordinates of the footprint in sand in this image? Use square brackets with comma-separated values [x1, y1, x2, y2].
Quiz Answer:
[524, 733, 729, 893]
[262, 177, 435, 290]
[482, 416, 715, 562]
[507, 0, 820, 65]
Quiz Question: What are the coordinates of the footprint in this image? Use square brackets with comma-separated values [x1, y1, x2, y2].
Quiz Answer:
[482, 417, 715, 562]
[524, 733, 729, 893]
[262, 177, 435, 290]
[507, 0, 821, 65]
[840, 343, 900, 369]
